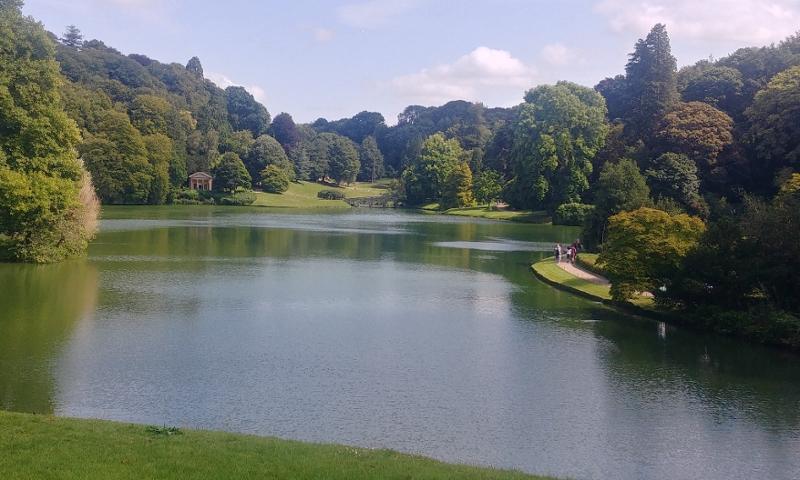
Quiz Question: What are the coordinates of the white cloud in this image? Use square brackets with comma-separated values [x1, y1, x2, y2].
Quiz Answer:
[595, 0, 800, 44]
[338, 0, 422, 29]
[389, 46, 536, 105]
[206, 72, 268, 105]
[313, 27, 336, 43]
[541, 43, 578, 66]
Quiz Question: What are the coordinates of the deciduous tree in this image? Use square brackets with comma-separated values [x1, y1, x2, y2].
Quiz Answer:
[599, 208, 705, 300]
[645, 153, 705, 215]
[213, 152, 251, 192]
[746, 66, 800, 190]
[507, 82, 607, 211]
[0, 1, 97, 262]
[655, 101, 733, 171]
[401, 133, 462, 205]
[440, 162, 475, 209]
[358, 135, 384, 182]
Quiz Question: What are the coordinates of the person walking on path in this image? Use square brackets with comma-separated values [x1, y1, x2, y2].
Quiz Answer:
[555, 244, 562, 262]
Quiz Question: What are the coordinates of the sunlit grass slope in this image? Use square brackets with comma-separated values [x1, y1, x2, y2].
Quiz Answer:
[0, 411, 551, 480]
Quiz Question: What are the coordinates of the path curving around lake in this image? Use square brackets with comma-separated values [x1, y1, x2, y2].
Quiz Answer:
[556, 261, 610, 285]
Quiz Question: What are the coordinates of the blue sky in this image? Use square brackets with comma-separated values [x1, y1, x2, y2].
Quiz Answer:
[24, 0, 800, 124]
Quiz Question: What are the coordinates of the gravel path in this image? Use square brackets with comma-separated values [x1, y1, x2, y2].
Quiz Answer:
[556, 260, 610, 285]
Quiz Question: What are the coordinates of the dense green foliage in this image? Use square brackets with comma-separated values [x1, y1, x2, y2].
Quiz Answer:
[440, 162, 475, 209]
[245, 134, 293, 185]
[49, 21, 281, 205]
[260, 164, 290, 193]
[225, 86, 270, 137]
[506, 82, 607, 211]
[358, 135, 384, 182]
[304, 132, 361, 184]
[746, 66, 800, 187]
[645, 153, 704, 215]
[401, 133, 462, 206]
[0, 1, 98, 262]
[472, 169, 503, 204]
[317, 189, 345, 200]
[584, 159, 651, 247]
[213, 152, 251, 192]
[553, 203, 595, 226]
[622, 24, 679, 141]
[654, 101, 733, 176]
[599, 208, 705, 301]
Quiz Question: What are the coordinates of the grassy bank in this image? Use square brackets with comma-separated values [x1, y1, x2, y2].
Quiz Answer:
[421, 204, 550, 223]
[532, 257, 653, 308]
[531, 258, 611, 300]
[252, 181, 389, 209]
[0, 411, 548, 480]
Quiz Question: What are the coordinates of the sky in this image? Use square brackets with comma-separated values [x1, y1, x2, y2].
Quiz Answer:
[23, 0, 800, 124]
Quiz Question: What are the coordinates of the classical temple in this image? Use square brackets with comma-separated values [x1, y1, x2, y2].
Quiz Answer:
[189, 172, 213, 191]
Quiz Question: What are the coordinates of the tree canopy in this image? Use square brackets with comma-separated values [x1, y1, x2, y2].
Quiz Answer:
[623, 24, 679, 141]
[0, 0, 98, 262]
[506, 82, 607, 211]
[213, 152, 251, 192]
[599, 208, 705, 300]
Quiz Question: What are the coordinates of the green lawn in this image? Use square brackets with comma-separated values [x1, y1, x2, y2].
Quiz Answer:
[532, 258, 612, 300]
[0, 411, 549, 480]
[420, 204, 550, 223]
[252, 181, 389, 209]
[532, 258, 655, 309]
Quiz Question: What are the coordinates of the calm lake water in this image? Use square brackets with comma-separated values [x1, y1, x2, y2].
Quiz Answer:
[1, 207, 799, 479]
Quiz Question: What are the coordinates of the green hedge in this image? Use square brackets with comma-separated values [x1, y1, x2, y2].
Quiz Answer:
[218, 192, 256, 206]
[317, 190, 345, 200]
[553, 203, 594, 226]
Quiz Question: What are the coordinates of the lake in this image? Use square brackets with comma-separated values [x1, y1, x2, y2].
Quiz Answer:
[1, 207, 799, 480]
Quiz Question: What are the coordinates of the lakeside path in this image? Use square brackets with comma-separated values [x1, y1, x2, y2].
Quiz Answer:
[556, 261, 610, 285]
[532, 257, 655, 312]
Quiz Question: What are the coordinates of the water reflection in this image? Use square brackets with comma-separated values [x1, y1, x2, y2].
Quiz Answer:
[0, 262, 98, 413]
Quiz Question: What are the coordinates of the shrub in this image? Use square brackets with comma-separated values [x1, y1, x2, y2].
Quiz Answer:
[317, 189, 345, 200]
[260, 165, 290, 193]
[218, 192, 256, 206]
[171, 188, 214, 205]
[553, 203, 595, 226]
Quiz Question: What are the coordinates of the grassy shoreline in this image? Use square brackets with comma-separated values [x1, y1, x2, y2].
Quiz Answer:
[531, 258, 612, 301]
[420, 204, 551, 223]
[531, 257, 654, 309]
[0, 411, 550, 479]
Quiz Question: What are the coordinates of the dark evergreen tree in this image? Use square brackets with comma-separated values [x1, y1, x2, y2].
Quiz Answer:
[358, 136, 384, 182]
[186, 56, 203, 78]
[624, 24, 678, 142]
[61, 25, 83, 48]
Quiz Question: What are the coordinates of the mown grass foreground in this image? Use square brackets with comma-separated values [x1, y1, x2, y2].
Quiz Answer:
[0, 411, 549, 480]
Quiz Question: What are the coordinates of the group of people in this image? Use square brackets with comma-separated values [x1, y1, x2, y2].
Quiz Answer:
[554, 240, 582, 264]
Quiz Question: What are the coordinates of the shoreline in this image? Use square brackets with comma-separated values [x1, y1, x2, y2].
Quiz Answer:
[531, 257, 800, 351]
